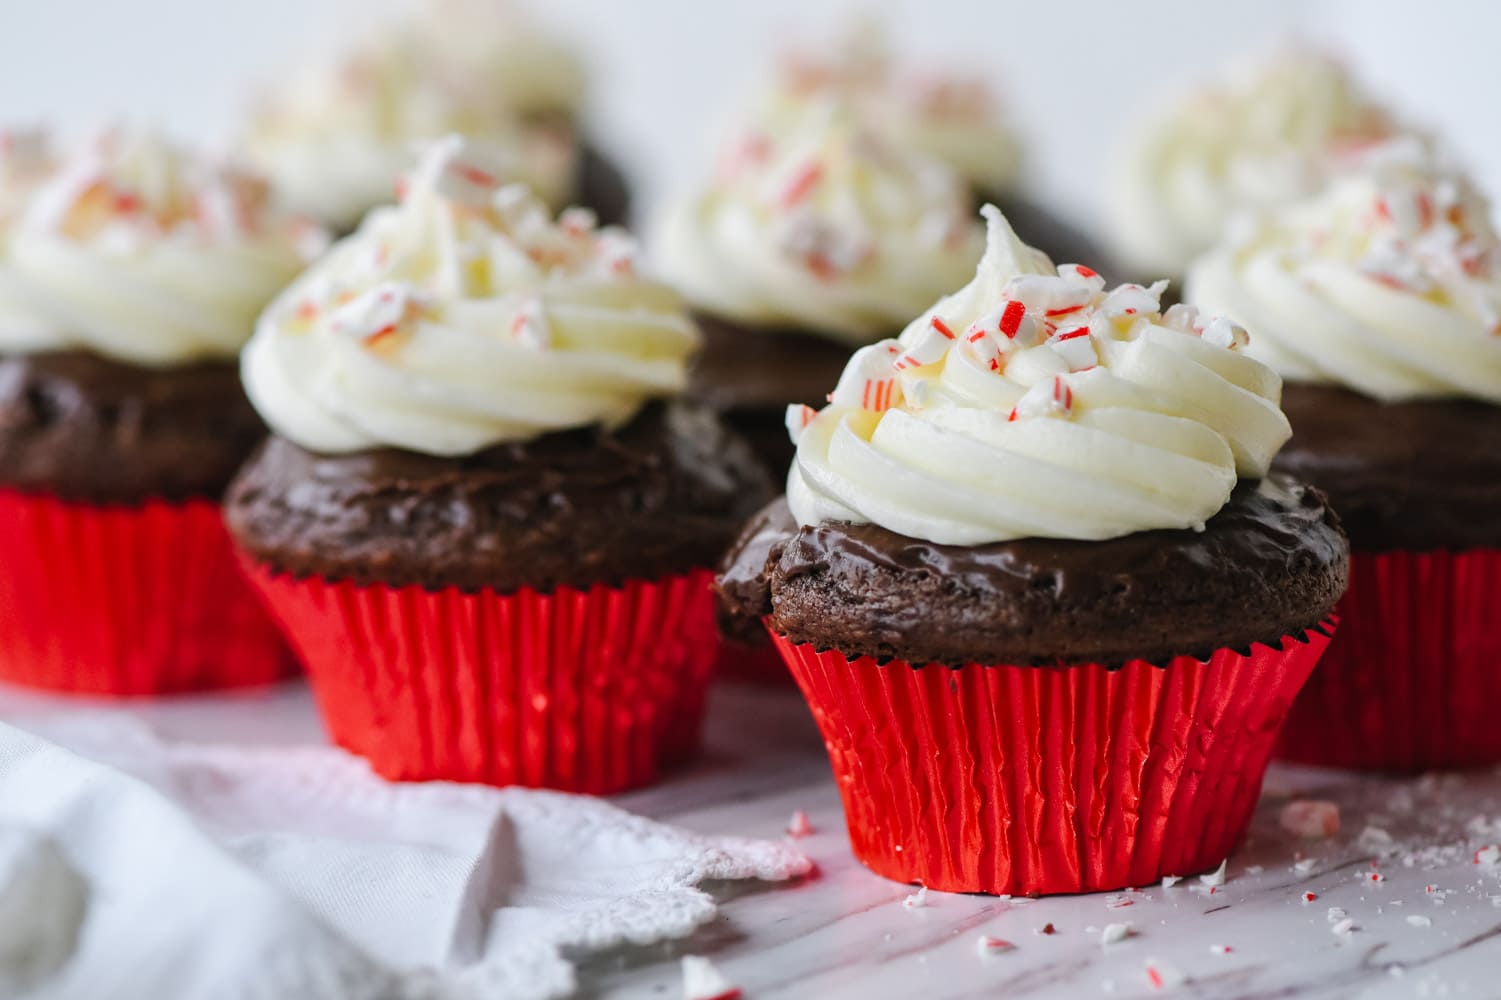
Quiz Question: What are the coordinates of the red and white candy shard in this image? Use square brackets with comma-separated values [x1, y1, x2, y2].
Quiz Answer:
[1046, 323, 1099, 372]
[1145, 957, 1187, 990]
[429, 141, 510, 208]
[1008, 375, 1074, 422]
[1279, 800, 1341, 839]
[328, 282, 433, 347]
[786, 809, 814, 838]
[894, 316, 957, 370]
[1100, 922, 1132, 946]
[681, 956, 741, 1000]
[976, 935, 1015, 956]
[509, 298, 552, 350]
[785, 404, 817, 445]
[1475, 845, 1501, 866]
[902, 886, 929, 910]
[829, 340, 904, 411]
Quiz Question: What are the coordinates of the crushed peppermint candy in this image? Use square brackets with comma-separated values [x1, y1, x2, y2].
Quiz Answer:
[1144, 957, 1187, 990]
[1474, 845, 1501, 866]
[1301, 891, 1319, 903]
[681, 955, 741, 1000]
[1160, 876, 1182, 889]
[1280, 800, 1341, 839]
[1100, 923, 1132, 946]
[1327, 906, 1348, 923]
[1407, 915, 1433, 928]
[327, 282, 435, 350]
[786, 810, 814, 839]
[1199, 860, 1229, 887]
[1209, 944, 1233, 955]
[1331, 917, 1357, 937]
[976, 935, 1016, 957]
[902, 886, 929, 910]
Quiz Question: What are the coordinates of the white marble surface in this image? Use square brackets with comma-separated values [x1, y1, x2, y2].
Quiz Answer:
[3, 680, 1500, 999]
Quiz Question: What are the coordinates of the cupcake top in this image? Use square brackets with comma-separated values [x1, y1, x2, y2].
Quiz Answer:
[1107, 45, 1396, 277]
[766, 19, 1023, 197]
[242, 135, 698, 457]
[785, 205, 1292, 546]
[0, 128, 320, 366]
[1187, 141, 1501, 405]
[246, 2, 582, 230]
[657, 101, 984, 345]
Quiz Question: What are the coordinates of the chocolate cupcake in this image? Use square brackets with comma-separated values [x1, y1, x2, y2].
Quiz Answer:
[1186, 140, 1501, 771]
[1106, 44, 1399, 287]
[227, 137, 771, 793]
[0, 128, 320, 694]
[245, 0, 627, 234]
[720, 206, 1348, 895]
[657, 100, 986, 475]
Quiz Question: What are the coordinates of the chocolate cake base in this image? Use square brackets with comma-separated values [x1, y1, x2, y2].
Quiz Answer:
[0, 350, 265, 505]
[718, 477, 1348, 668]
[1273, 383, 1501, 552]
[227, 401, 774, 594]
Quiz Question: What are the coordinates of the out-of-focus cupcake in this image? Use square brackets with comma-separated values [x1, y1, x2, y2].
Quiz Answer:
[759, 18, 1099, 267]
[658, 100, 985, 475]
[0, 127, 322, 694]
[719, 205, 1348, 895]
[227, 136, 771, 792]
[1187, 139, 1501, 771]
[1107, 44, 1398, 285]
[245, 0, 627, 235]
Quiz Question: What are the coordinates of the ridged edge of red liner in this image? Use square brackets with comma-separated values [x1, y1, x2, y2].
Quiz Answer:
[0, 490, 295, 695]
[242, 561, 719, 792]
[1279, 548, 1501, 771]
[772, 621, 1334, 896]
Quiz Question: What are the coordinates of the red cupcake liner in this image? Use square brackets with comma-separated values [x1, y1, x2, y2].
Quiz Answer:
[771, 622, 1335, 895]
[243, 563, 720, 793]
[1278, 549, 1501, 772]
[0, 490, 295, 695]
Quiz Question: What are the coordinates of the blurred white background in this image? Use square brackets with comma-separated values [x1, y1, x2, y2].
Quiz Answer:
[1, 0, 1496, 230]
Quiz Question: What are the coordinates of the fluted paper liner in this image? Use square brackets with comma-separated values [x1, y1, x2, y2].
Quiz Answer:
[1279, 549, 1501, 772]
[771, 622, 1334, 896]
[0, 490, 295, 695]
[244, 564, 719, 792]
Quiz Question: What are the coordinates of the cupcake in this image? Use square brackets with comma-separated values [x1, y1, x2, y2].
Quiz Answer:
[0, 128, 321, 694]
[245, 0, 626, 235]
[226, 136, 771, 792]
[1106, 44, 1397, 285]
[760, 18, 1100, 267]
[658, 100, 986, 476]
[718, 206, 1348, 895]
[1186, 140, 1501, 771]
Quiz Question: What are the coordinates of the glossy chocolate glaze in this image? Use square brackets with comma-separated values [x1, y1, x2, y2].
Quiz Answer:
[226, 401, 774, 593]
[718, 476, 1348, 667]
[1274, 383, 1501, 552]
[0, 350, 265, 504]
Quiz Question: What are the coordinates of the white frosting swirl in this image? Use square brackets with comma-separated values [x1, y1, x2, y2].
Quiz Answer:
[1187, 141, 1501, 403]
[768, 18, 1022, 195]
[246, 5, 582, 231]
[786, 206, 1291, 545]
[243, 136, 698, 457]
[1107, 46, 1395, 277]
[0, 129, 320, 365]
[657, 101, 984, 345]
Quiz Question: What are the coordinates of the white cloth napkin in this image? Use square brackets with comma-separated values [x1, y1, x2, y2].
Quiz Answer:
[0, 711, 809, 1000]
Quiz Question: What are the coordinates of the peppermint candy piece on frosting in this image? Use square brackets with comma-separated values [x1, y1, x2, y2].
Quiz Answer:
[327, 282, 435, 351]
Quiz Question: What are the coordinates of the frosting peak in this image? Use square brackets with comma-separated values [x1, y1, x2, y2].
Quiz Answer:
[0, 128, 319, 365]
[247, 2, 583, 230]
[768, 18, 1022, 195]
[243, 136, 697, 457]
[1107, 45, 1396, 276]
[658, 100, 984, 344]
[786, 206, 1291, 546]
[1186, 140, 1501, 404]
